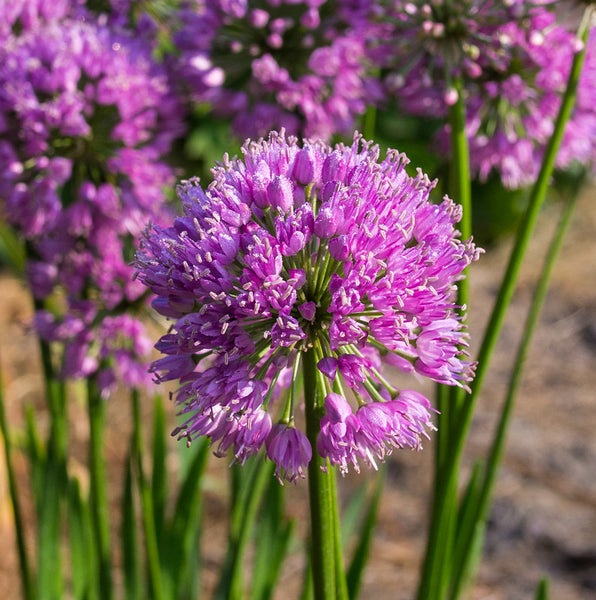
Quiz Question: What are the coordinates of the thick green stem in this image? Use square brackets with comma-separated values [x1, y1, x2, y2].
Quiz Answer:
[418, 76, 471, 600]
[448, 76, 472, 289]
[88, 377, 113, 600]
[304, 347, 337, 600]
[446, 74, 472, 414]
[363, 105, 377, 141]
[449, 188, 581, 600]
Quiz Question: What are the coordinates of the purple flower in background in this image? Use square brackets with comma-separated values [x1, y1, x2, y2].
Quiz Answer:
[376, 0, 531, 108]
[172, 0, 382, 140]
[0, 4, 185, 395]
[452, 8, 596, 188]
[557, 25, 596, 174]
[375, 1, 596, 187]
[136, 130, 480, 479]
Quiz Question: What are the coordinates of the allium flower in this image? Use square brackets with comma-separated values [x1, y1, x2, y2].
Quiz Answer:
[557, 25, 596, 173]
[377, 1, 596, 187]
[136, 130, 480, 480]
[172, 0, 382, 140]
[0, 6, 184, 395]
[377, 0, 530, 108]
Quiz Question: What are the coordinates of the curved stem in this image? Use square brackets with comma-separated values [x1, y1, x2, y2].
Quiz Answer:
[459, 11, 591, 443]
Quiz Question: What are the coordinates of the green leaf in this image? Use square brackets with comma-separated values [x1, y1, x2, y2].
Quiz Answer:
[340, 484, 368, 549]
[122, 450, 142, 600]
[131, 390, 165, 600]
[0, 219, 26, 274]
[534, 578, 549, 600]
[169, 438, 209, 600]
[87, 377, 113, 600]
[215, 458, 274, 600]
[251, 475, 294, 600]
[67, 477, 97, 600]
[24, 406, 45, 515]
[449, 461, 483, 599]
[37, 445, 63, 600]
[346, 470, 385, 600]
[151, 395, 167, 548]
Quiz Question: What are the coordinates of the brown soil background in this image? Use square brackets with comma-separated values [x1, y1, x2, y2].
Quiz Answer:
[0, 187, 595, 599]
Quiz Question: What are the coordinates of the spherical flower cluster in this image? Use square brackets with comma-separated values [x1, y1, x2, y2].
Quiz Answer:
[136, 130, 480, 482]
[172, 0, 382, 140]
[377, 0, 528, 110]
[378, 1, 596, 188]
[0, 5, 185, 394]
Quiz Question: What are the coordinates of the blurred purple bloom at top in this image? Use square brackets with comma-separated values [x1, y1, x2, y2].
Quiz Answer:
[374, 1, 596, 188]
[172, 0, 382, 140]
[0, 3, 186, 395]
[136, 130, 480, 480]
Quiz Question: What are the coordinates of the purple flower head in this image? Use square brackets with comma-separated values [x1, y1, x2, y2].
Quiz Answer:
[0, 7, 185, 394]
[376, 1, 596, 187]
[376, 1, 537, 110]
[136, 130, 480, 479]
[172, 0, 382, 140]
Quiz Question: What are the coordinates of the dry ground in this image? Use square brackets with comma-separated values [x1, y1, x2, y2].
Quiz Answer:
[1, 186, 595, 599]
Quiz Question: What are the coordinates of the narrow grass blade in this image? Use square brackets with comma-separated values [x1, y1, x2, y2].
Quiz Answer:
[169, 438, 209, 600]
[131, 390, 164, 600]
[299, 560, 314, 600]
[339, 483, 368, 548]
[0, 220, 26, 274]
[24, 406, 45, 516]
[0, 365, 33, 600]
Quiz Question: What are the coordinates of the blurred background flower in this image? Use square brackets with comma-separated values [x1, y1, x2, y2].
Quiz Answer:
[171, 0, 382, 140]
[0, 2, 185, 395]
